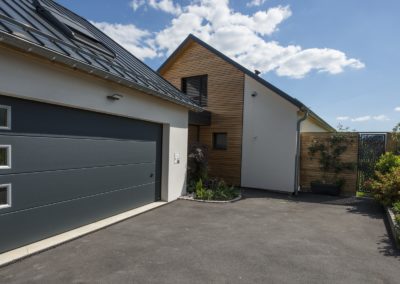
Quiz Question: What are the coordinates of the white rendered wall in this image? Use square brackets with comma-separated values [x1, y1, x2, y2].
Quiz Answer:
[301, 117, 329, 132]
[0, 46, 188, 202]
[241, 75, 299, 192]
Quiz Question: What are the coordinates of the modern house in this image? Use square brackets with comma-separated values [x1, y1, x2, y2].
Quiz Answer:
[0, 0, 200, 256]
[159, 34, 334, 193]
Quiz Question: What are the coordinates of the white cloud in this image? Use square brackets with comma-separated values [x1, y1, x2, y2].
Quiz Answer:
[373, 114, 390, 121]
[351, 116, 371, 122]
[91, 22, 158, 60]
[111, 1, 365, 78]
[345, 114, 390, 122]
[130, 0, 145, 11]
[131, 0, 182, 15]
[247, 0, 267, 7]
[395, 107, 400, 112]
[153, 1, 364, 78]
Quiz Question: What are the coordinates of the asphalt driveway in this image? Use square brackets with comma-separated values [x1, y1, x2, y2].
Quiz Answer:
[0, 189, 399, 283]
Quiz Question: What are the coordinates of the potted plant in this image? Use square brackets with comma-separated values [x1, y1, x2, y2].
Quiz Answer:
[308, 133, 355, 195]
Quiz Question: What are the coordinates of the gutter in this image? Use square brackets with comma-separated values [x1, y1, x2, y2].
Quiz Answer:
[0, 21, 202, 112]
[294, 109, 309, 195]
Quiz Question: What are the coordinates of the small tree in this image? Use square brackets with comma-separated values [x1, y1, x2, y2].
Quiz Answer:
[187, 143, 209, 191]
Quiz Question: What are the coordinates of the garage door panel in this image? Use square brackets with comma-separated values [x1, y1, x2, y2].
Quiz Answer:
[0, 163, 156, 214]
[0, 134, 156, 175]
[0, 183, 155, 254]
[0, 94, 163, 254]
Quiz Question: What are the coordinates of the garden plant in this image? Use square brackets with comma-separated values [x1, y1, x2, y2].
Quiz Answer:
[187, 142, 239, 201]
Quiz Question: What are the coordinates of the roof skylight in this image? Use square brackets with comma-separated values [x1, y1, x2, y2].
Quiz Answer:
[33, 0, 115, 58]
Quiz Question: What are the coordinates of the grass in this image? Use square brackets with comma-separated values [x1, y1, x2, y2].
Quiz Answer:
[356, 191, 372, 198]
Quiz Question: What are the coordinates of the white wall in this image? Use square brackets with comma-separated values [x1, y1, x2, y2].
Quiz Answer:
[241, 75, 299, 192]
[301, 117, 329, 132]
[0, 46, 188, 202]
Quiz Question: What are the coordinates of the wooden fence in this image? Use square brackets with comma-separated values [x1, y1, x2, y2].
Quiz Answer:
[300, 132, 398, 196]
[300, 133, 359, 196]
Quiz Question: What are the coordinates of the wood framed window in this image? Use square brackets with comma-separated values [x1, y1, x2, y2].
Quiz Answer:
[213, 133, 227, 150]
[181, 75, 208, 107]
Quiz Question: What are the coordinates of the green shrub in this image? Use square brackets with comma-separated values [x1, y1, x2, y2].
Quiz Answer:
[195, 179, 213, 200]
[369, 168, 400, 207]
[375, 152, 400, 175]
[212, 180, 239, 200]
[194, 178, 239, 201]
[393, 202, 400, 232]
[393, 202, 400, 215]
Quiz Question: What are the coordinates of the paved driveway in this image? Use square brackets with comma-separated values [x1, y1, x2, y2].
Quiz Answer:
[0, 189, 399, 283]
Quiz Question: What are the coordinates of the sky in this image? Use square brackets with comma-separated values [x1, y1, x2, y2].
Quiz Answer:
[57, 0, 400, 131]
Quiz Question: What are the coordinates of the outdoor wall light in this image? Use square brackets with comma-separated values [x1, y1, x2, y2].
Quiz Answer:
[251, 91, 258, 97]
[107, 93, 123, 101]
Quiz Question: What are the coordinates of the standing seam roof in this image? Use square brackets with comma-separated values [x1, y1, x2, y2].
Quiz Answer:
[0, 0, 202, 111]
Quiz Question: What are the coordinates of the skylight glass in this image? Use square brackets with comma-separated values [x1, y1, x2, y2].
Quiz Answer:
[34, 0, 115, 58]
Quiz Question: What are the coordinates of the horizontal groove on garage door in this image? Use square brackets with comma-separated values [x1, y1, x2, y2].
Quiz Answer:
[0, 183, 156, 254]
[0, 134, 156, 175]
[0, 163, 157, 214]
[0, 181, 157, 217]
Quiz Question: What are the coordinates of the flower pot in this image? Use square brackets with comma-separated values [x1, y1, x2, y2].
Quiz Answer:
[310, 182, 341, 196]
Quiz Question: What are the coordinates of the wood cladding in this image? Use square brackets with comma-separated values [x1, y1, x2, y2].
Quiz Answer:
[300, 133, 359, 196]
[161, 41, 244, 185]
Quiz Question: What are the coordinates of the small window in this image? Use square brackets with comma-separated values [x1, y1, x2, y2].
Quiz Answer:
[0, 184, 11, 209]
[182, 75, 208, 107]
[0, 145, 11, 169]
[213, 133, 228, 150]
[0, 105, 11, 130]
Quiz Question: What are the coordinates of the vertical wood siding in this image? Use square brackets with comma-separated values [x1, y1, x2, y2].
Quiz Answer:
[161, 42, 244, 185]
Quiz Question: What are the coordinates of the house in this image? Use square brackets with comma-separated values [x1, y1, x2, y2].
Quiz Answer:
[159, 34, 334, 193]
[0, 0, 201, 257]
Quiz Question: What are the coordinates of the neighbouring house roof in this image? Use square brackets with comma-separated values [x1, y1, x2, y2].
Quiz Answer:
[0, 0, 201, 111]
[158, 34, 335, 131]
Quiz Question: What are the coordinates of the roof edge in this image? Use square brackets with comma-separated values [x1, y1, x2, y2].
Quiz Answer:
[158, 34, 335, 130]
[0, 32, 203, 112]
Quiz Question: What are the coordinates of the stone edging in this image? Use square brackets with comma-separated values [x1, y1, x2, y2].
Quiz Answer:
[385, 207, 400, 249]
[178, 195, 242, 203]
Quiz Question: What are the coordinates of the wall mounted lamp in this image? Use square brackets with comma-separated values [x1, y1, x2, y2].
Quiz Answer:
[107, 94, 123, 101]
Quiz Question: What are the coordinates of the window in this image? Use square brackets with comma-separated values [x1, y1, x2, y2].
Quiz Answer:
[0, 184, 11, 209]
[213, 133, 228, 150]
[181, 75, 208, 107]
[0, 145, 11, 169]
[0, 105, 11, 130]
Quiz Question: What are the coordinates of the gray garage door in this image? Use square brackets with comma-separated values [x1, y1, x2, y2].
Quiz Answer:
[0, 95, 162, 253]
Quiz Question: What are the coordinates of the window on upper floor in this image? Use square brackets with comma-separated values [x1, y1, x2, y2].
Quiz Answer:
[181, 75, 208, 107]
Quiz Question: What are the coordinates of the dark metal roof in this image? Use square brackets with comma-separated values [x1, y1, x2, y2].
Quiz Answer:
[0, 0, 202, 111]
[159, 34, 335, 131]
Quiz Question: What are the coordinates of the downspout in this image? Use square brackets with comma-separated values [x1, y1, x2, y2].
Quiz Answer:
[294, 109, 309, 195]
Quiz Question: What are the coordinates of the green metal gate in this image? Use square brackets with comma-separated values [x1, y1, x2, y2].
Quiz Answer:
[357, 133, 387, 192]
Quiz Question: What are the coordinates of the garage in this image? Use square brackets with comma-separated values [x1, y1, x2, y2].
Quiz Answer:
[0, 95, 162, 253]
[0, 0, 202, 259]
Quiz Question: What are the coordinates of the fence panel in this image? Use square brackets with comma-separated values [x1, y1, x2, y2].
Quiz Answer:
[300, 133, 359, 196]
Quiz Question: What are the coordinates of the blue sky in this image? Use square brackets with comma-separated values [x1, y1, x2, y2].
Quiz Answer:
[58, 0, 400, 131]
